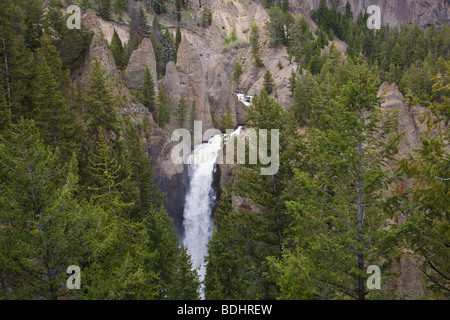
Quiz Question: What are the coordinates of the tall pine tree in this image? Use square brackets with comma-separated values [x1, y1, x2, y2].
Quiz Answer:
[278, 58, 403, 300]
[142, 66, 156, 114]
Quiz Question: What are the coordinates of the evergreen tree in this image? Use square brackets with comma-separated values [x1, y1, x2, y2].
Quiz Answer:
[0, 119, 162, 300]
[89, 126, 132, 216]
[396, 64, 450, 298]
[0, 96, 11, 133]
[189, 100, 197, 133]
[163, 28, 176, 65]
[289, 14, 315, 67]
[345, 1, 354, 20]
[34, 32, 70, 88]
[250, 22, 264, 67]
[79, 213, 160, 299]
[45, 0, 92, 71]
[23, 0, 44, 49]
[316, 27, 329, 49]
[308, 52, 324, 75]
[232, 62, 244, 88]
[32, 34, 81, 160]
[123, 117, 164, 218]
[142, 66, 156, 114]
[0, 118, 64, 231]
[128, 6, 147, 48]
[278, 58, 403, 300]
[205, 187, 281, 299]
[150, 31, 165, 78]
[292, 71, 316, 124]
[0, 0, 34, 116]
[287, 68, 298, 97]
[319, 43, 342, 77]
[113, 0, 126, 16]
[177, 94, 188, 127]
[263, 0, 274, 9]
[176, 0, 183, 22]
[206, 91, 298, 299]
[121, 125, 180, 300]
[157, 88, 171, 129]
[152, 0, 167, 14]
[262, 70, 275, 95]
[82, 60, 120, 140]
[220, 107, 234, 132]
[0, 119, 94, 299]
[110, 29, 125, 70]
[99, 0, 112, 19]
[280, 0, 290, 13]
[167, 245, 201, 299]
[266, 7, 290, 46]
[176, 25, 182, 51]
[202, 8, 212, 28]
[277, 60, 283, 70]
[143, 206, 180, 299]
[390, 42, 405, 68]
[44, 0, 65, 42]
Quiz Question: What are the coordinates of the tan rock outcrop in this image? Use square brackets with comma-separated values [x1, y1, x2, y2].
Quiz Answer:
[377, 82, 428, 299]
[159, 38, 213, 137]
[125, 38, 158, 91]
[378, 82, 426, 158]
[347, 0, 448, 29]
[206, 59, 238, 129]
[76, 9, 119, 84]
[291, 0, 448, 29]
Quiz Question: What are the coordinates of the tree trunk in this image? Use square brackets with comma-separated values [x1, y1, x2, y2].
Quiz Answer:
[1, 34, 13, 114]
[357, 109, 365, 300]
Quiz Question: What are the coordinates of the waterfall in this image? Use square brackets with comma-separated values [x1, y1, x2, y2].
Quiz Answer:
[182, 127, 242, 297]
[235, 93, 253, 107]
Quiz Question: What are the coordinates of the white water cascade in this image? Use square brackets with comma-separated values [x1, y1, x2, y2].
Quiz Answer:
[235, 93, 253, 107]
[182, 127, 242, 296]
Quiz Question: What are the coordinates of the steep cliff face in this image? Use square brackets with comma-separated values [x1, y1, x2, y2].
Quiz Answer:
[183, 0, 448, 116]
[377, 83, 428, 299]
[378, 82, 426, 158]
[291, 0, 449, 28]
[159, 38, 214, 136]
[174, 0, 295, 116]
[348, 0, 448, 28]
[125, 38, 158, 91]
[76, 9, 119, 84]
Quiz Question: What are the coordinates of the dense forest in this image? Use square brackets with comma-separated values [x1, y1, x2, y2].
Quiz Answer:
[0, 0, 200, 300]
[0, 0, 448, 300]
[208, 1, 448, 300]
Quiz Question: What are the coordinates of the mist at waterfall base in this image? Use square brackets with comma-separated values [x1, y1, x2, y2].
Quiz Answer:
[182, 127, 242, 298]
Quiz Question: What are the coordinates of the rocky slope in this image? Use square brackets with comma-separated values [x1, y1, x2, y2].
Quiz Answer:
[377, 83, 427, 299]
[159, 37, 214, 135]
[125, 38, 158, 91]
[290, 0, 449, 29]
[347, 0, 448, 28]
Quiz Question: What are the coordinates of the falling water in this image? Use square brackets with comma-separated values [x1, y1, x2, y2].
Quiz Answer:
[182, 127, 242, 297]
[235, 93, 253, 107]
